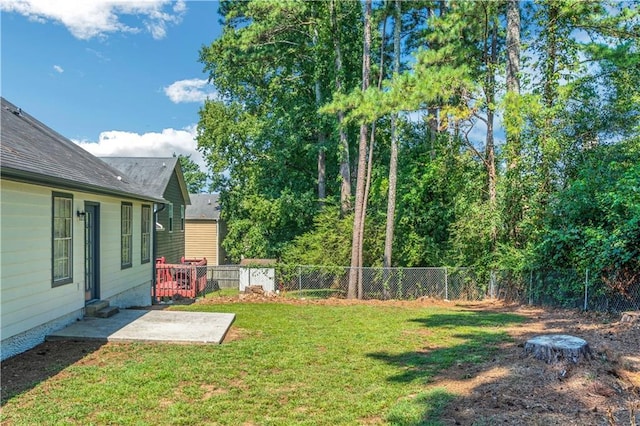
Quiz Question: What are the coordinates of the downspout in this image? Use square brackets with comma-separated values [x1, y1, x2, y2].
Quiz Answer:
[152, 203, 166, 303]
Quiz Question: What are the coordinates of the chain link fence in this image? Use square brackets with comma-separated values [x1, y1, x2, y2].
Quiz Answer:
[276, 266, 487, 301]
[271, 265, 640, 313]
[177, 264, 639, 313]
[492, 269, 640, 313]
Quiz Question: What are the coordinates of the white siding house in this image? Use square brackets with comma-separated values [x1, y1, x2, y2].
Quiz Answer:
[0, 98, 164, 360]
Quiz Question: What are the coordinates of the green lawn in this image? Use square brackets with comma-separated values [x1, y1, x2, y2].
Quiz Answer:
[1, 302, 524, 425]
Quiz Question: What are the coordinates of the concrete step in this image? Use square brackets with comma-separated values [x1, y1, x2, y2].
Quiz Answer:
[85, 300, 109, 317]
[95, 306, 120, 318]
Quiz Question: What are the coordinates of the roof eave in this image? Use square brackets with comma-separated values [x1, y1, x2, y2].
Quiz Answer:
[1, 168, 167, 203]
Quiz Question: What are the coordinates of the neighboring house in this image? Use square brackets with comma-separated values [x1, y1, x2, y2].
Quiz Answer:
[184, 193, 228, 265]
[0, 98, 164, 361]
[101, 157, 190, 264]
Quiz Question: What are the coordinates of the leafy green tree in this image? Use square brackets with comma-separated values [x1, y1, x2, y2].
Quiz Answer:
[196, 0, 640, 284]
[394, 129, 487, 267]
[537, 138, 640, 295]
[513, 0, 639, 263]
[176, 154, 208, 194]
[197, 0, 362, 263]
[281, 203, 353, 266]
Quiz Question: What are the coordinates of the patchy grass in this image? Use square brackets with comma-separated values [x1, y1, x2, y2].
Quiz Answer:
[1, 303, 524, 425]
[283, 288, 346, 299]
[204, 287, 240, 298]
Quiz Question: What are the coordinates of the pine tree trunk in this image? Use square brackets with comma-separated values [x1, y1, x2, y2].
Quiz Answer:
[485, 13, 498, 248]
[348, 0, 371, 299]
[426, 5, 439, 160]
[506, 0, 520, 99]
[338, 112, 351, 214]
[383, 0, 401, 269]
[359, 11, 387, 298]
[505, 0, 522, 244]
[540, 3, 559, 202]
[317, 146, 326, 202]
[331, 0, 351, 216]
[349, 123, 368, 299]
[313, 25, 326, 205]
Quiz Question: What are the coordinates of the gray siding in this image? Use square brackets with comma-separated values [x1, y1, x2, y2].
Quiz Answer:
[156, 172, 187, 264]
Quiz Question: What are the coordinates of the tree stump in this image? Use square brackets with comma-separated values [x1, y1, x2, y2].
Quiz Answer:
[524, 334, 593, 364]
[245, 285, 265, 295]
[621, 311, 640, 325]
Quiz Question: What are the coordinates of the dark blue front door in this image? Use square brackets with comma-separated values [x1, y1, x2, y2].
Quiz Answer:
[84, 202, 100, 302]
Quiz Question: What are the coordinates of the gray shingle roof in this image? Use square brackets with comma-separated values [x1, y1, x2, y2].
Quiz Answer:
[0, 97, 164, 203]
[186, 193, 221, 220]
[100, 157, 190, 204]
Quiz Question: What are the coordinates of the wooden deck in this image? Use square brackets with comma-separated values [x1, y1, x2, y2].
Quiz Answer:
[155, 257, 208, 299]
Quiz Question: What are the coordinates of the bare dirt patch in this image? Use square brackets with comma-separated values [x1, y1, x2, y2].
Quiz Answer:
[434, 304, 640, 425]
[1, 340, 106, 403]
[2, 297, 639, 425]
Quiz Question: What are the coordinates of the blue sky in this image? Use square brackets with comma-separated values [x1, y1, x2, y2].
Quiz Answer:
[1, 1, 223, 167]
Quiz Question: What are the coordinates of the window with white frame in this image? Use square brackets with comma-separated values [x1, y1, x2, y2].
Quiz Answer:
[141, 204, 151, 263]
[52, 193, 73, 286]
[180, 205, 185, 231]
[121, 203, 133, 268]
[168, 203, 174, 232]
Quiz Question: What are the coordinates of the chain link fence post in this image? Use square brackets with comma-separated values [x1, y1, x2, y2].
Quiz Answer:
[298, 265, 302, 299]
[444, 267, 448, 301]
[490, 270, 496, 299]
[584, 269, 589, 311]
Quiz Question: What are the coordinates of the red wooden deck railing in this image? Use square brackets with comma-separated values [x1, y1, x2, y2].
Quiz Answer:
[155, 257, 208, 299]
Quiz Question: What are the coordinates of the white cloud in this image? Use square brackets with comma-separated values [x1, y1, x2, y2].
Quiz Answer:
[53, 64, 64, 73]
[74, 125, 206, 169]
[85, 47, 110, 62]
[163, 78, 218, 103]
[0, 0, 186, 40]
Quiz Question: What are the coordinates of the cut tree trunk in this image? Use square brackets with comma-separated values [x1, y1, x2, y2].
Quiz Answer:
[245, 285, 265, 295]
[524, 334, 593, 364]
[621, 311, 640, 324]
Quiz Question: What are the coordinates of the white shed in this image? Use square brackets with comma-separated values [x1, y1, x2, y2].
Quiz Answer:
[238, 259, 276, 293]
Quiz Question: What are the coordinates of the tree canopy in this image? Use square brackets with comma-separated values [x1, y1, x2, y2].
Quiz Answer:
[196, 0, 640, 298]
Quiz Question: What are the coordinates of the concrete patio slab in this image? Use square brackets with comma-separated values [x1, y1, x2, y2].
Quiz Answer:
[46, 309, 235, 344]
